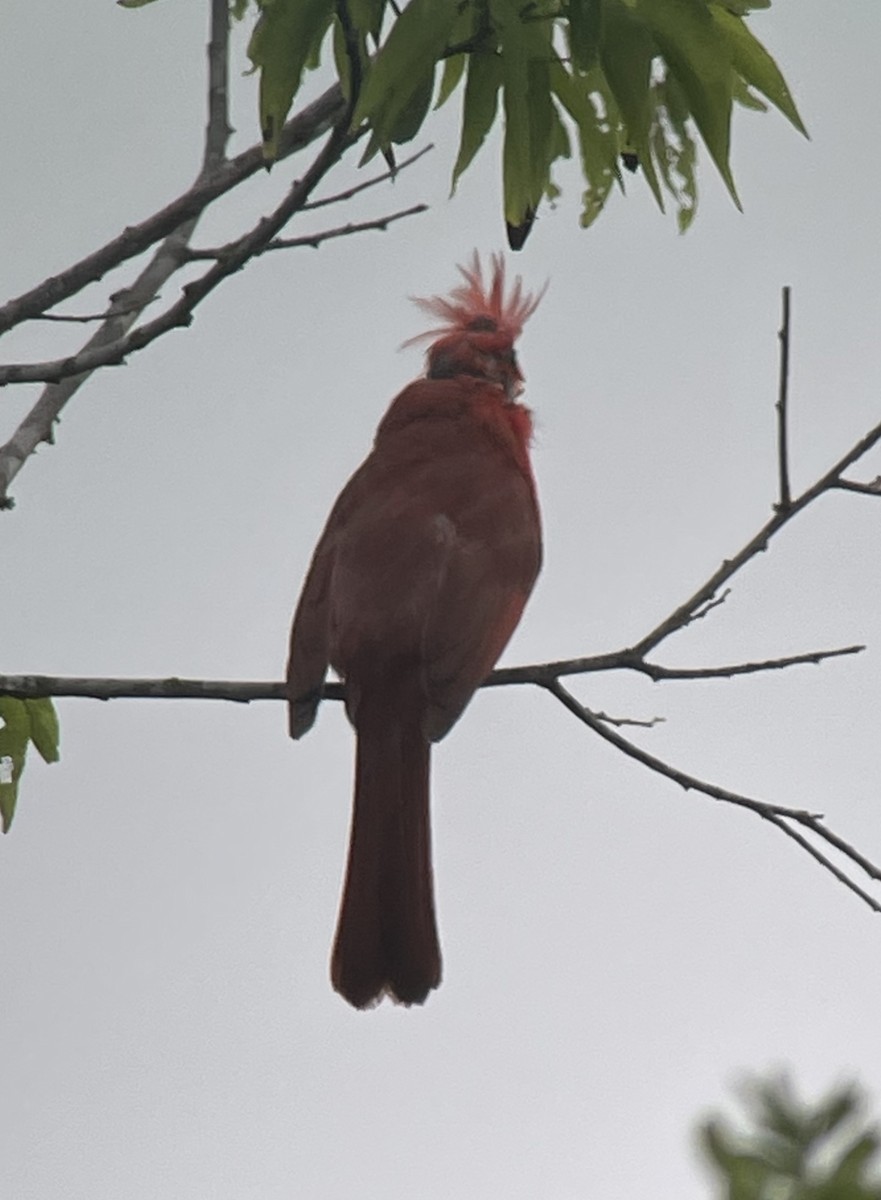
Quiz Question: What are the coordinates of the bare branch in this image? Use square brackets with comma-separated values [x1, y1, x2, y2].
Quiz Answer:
[269, 204, 428, 249]
[0, 223, 197, 509]
[0, 85, 345, 337]
[0, 643, 864, 703]
[184, 204, 428, 261]
[775, 285, 792, 512]
[542, 679, 881, 914]
[543, 679, 821, 823]
[691, 588, 731, 622]
[0, 1, 234, 509]
[300, 144, 434, 211]
[32, 301, 157, 324]
[0, 674, 294, 703]
[591, 710, 665, 729]
[757, 814, 881, 913]
[834, 477, 881, 497]
[632, 411, 881, 656]
[635, 644, 866, 682]
[0, 130, 359, 390]
[488, 642, 864, 686]
[203, 0, 232, 174]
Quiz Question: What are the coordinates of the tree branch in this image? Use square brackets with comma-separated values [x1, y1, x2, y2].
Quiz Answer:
[542, 679, 881, 914]
[632, 413, 881, 656]
[0, 126, 359, 391]
[0, 86, 345, 339]
[300, 143, 434, 211]
[183, 205, 428, 260]
[0, 1, 232, 509]
[0, 641, 863, 704]
[487, 643, 865, 686]
[834, 477, 881, 497]
[775, 284, 792, 512]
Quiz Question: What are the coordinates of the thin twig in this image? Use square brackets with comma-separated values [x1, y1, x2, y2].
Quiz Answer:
[543, 679, 821, 823]
[691, 589, 731, 622]
[591, 710, 665, 729]
[300, 144, 434, 211]
[183, 204, 427, 261]
[633, 645, 865, 682]
[487, 642, 864, 686]
[758, 813, 881, 912]
[268, 205, 427, 249]
[542, 679, 881, 913]
[0, 127, 360, 391]
[31, 301, 157, 324]
[776, 285, 792, 512]
[0, 0, 235, 508]
[834, 477, 881, 496]
[633, 413, 881, 656]
[0, 87, 345, 338]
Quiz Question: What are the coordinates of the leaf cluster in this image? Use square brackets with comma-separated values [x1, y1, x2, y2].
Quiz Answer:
[241, 0, 806, 234]
[0, 698, 59, 832]
[701, 1076, 881, 1200]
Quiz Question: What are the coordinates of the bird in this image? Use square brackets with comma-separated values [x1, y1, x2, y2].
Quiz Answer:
[285, 253, 544, 1009]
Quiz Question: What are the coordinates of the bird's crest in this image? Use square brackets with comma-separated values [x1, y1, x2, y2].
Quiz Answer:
[405, 252, 545, 349]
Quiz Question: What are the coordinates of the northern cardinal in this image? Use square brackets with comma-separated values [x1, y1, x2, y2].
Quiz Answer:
[286, 254, 543, 1008]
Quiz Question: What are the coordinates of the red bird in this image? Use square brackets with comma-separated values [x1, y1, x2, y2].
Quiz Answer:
[286, 254, 543, 1008]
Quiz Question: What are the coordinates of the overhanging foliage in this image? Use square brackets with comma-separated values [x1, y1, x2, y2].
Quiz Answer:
[240, 0, 806, 236]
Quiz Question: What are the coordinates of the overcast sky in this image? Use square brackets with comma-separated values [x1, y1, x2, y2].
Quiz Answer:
[3, 3, 881, 1198]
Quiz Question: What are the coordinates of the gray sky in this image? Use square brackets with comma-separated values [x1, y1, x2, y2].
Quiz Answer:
[3, 3, 881, 1197]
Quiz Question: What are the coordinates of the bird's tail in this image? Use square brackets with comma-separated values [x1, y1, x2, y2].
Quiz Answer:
[331, 698, 441, 1009]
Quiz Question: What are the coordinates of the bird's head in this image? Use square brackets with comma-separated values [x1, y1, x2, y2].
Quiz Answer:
[407, 253, 545, 400]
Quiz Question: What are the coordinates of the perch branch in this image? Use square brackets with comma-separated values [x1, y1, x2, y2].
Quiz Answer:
[0, 641, 863, 705]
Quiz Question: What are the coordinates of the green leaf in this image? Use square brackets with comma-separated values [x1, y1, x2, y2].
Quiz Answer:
[436, 53, 466, 109]
[354, 0, 459, 148]
[636, 0, 740, 206]
[451, 51, 503, 189]
[551, 64, 618, 228]
[732, 75, 769, 113]
[349, 0, 387, 40]
[25, 699, 60, 765]
[652, 71, 699, 230]
[711, 5, 807, 135]
[833, 1131, 881, 1185]
[388, 71, 435, 144]
[248, 0, 336, 160]
[599, 0, 664, 207]
[567, 0, 601, 71]
[493, 0, 562, 228]
[0, 697, 31, 833]
[720, 0, 770, 14]
[117, 0, 161, 7]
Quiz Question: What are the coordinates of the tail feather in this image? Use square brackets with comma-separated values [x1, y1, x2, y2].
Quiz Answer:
[331, 703, 441, 1008]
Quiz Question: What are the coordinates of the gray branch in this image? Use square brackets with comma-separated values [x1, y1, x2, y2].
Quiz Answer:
[0, 85, 344, 339]
[0, 2, 237, 508]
